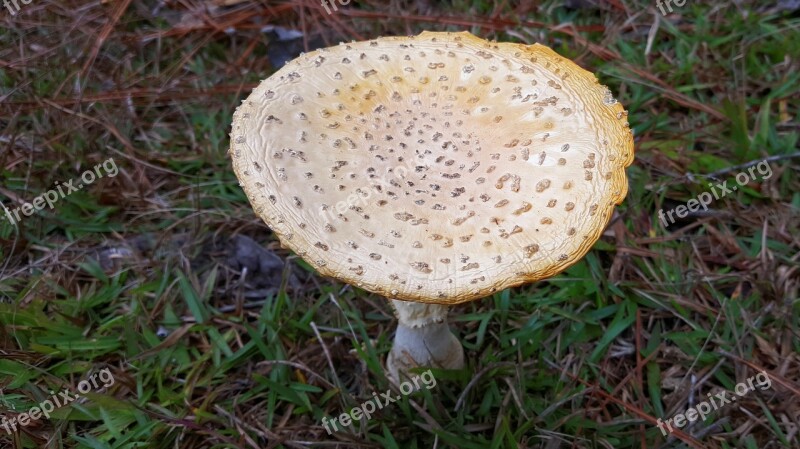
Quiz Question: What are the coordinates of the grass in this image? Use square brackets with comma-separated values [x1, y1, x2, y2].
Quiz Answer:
[1, 0, 799, 448]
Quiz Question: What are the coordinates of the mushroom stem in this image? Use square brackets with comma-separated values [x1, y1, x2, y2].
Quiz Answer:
[387, 299, 464, 380]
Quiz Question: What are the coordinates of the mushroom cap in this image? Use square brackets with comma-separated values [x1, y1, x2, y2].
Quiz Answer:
[230, 31, 634, 305]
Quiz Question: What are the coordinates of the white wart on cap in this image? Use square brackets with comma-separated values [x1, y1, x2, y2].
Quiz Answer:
[230, 31, 634, 305]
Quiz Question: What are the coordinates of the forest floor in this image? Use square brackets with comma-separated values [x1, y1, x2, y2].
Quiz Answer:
[0, 0, 799, 448]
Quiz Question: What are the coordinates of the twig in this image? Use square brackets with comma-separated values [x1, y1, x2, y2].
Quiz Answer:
[454, 362, 515, 411]
[702, 151, 800, 179]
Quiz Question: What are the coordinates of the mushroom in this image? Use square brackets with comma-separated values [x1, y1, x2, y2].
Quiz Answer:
[229, 31, 634, 379]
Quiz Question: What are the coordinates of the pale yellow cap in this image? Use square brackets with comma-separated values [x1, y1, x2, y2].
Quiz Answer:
[230, 31, 634, 304]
